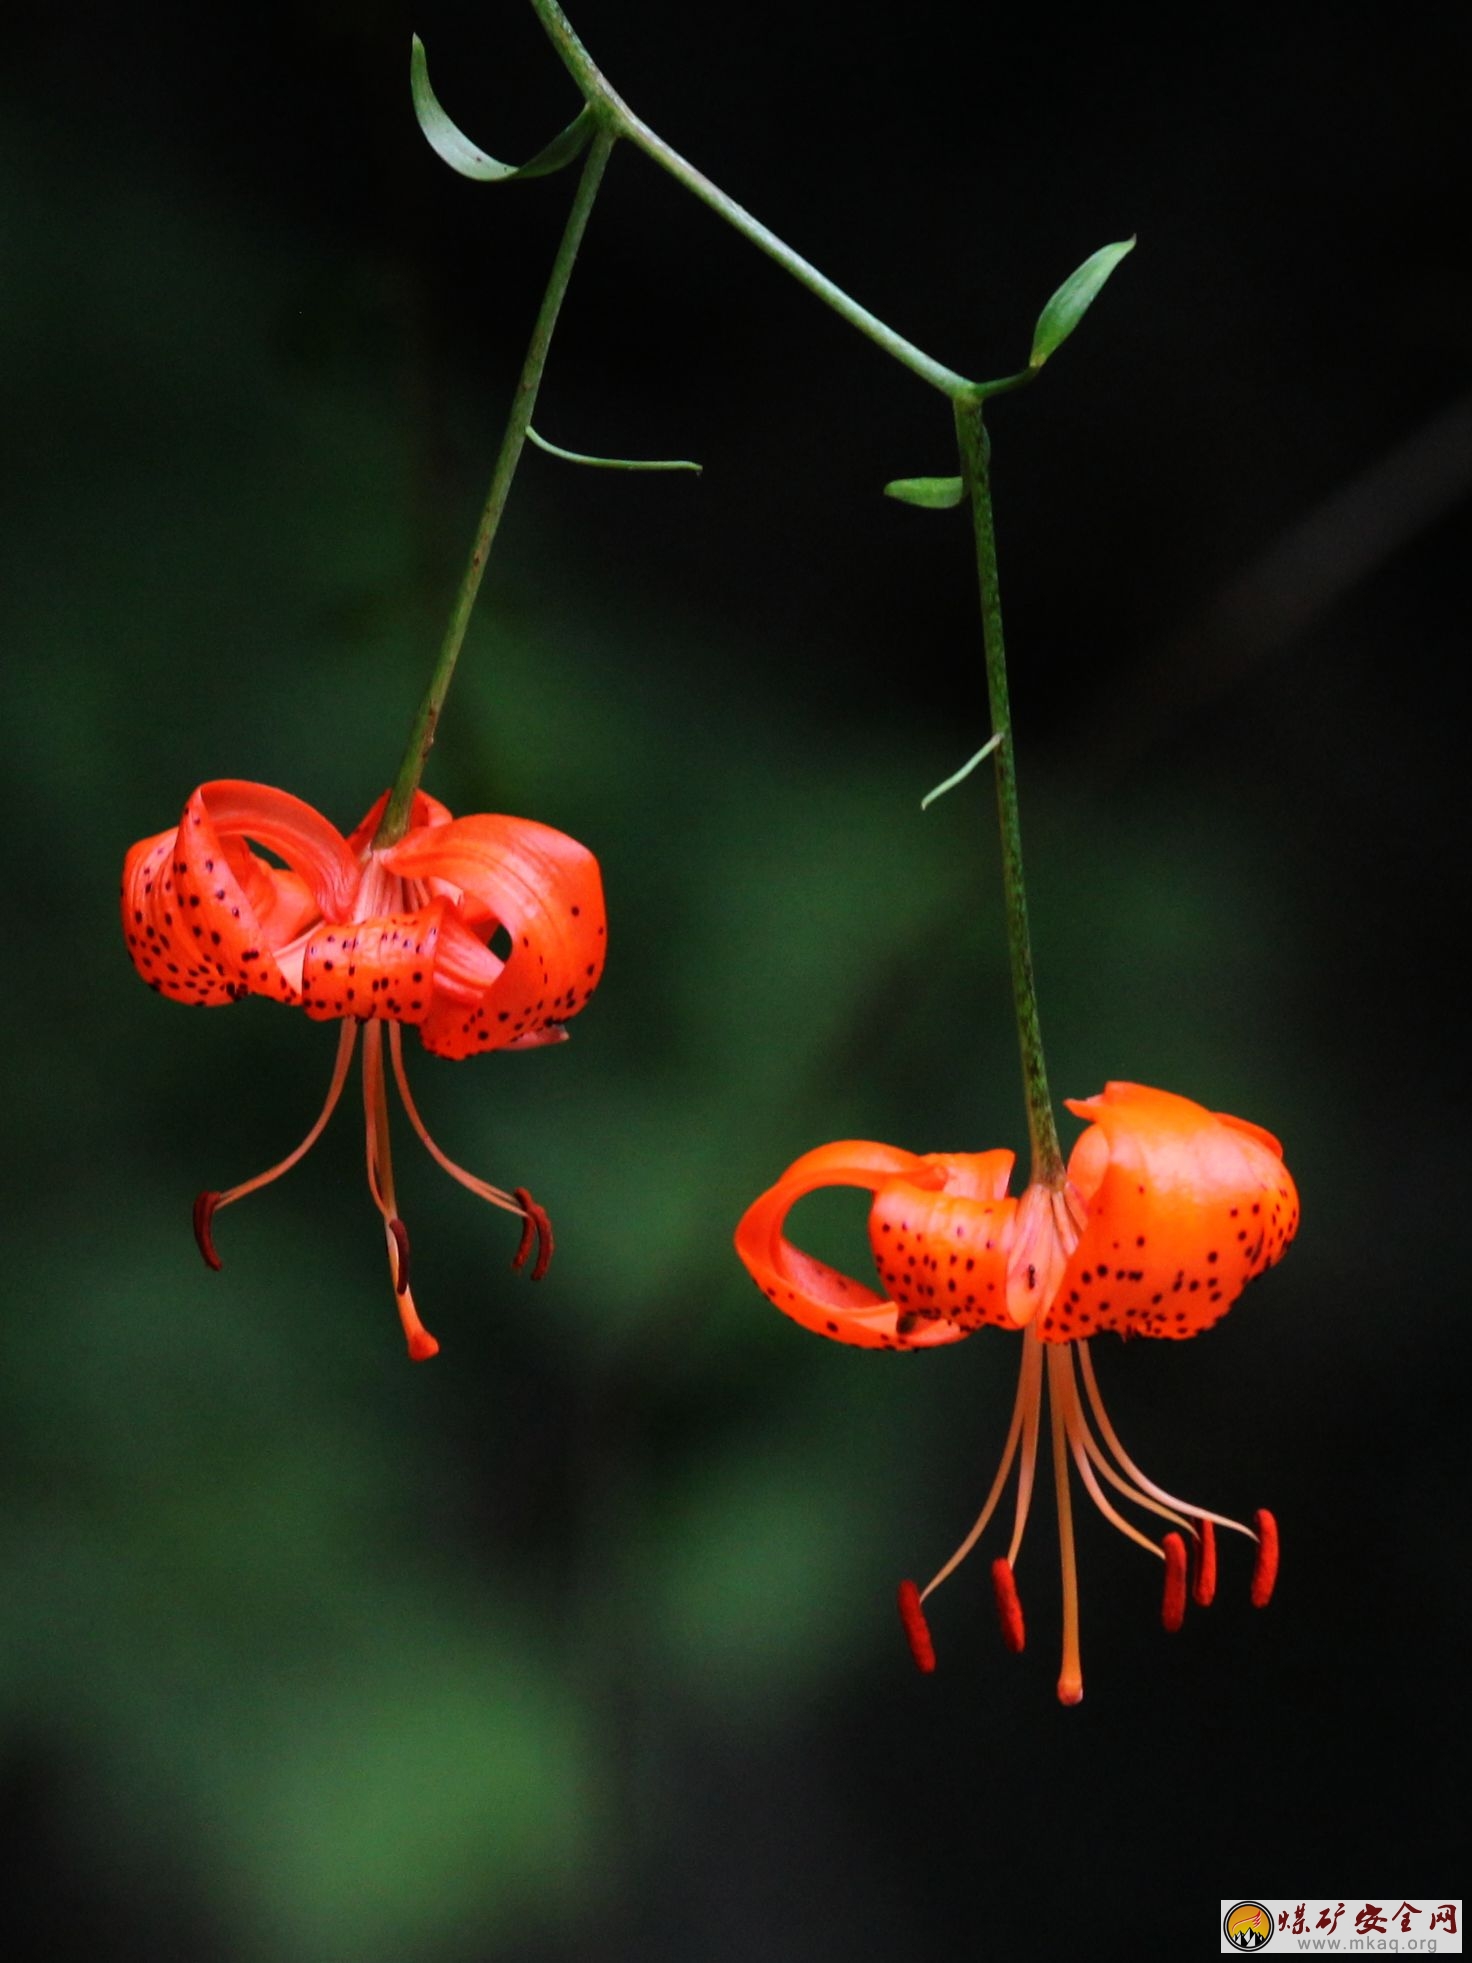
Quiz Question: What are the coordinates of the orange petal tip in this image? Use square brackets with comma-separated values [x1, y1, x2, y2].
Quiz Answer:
[1250, 1508, 1279, 1608]
[405, 1328, 441, 1362]
[897, 1580, 936, 1673]
[1161, 1532, 1188, 1633]
[1056, 1673, 1084, 1706]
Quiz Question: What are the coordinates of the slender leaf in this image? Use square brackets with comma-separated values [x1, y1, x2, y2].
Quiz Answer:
[411, 34, 594, 183]
[1029, 237, 1136, 369]
[527, 427, 702, 473]
[920, 734, 1002, 810]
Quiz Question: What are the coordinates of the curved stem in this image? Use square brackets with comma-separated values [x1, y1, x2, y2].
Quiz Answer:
[524, 3, 1064, 1176]
[375, 124, 616, 847]
[954, 400, 1063, 1185]
[528, 0, 969, 398]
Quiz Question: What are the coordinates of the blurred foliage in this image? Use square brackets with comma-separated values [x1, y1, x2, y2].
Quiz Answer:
[2, 5, 1466, 1959]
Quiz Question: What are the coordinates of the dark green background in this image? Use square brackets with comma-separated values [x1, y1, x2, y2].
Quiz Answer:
[5, 2, 1464, 1956]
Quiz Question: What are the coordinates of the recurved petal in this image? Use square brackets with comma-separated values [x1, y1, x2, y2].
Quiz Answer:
[189, 781, 360, 919]
[383, 814, 606, 1056]
[735, 1141, 974, 1350]
[122, 826, 241, 1005]
[1046, 1081, 1300, 1341]
[171, 788, 303, 1003]
[868, 1150, 1019, 1333]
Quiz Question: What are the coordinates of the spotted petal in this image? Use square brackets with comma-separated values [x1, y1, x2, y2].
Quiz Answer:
[1044, 1082, 1301, 1341]
[868, 1150, 1018, 1333]
[382, 814, 606, 1058]
[735, 1141, 977, 1350]
[121, 783, 357, 1006]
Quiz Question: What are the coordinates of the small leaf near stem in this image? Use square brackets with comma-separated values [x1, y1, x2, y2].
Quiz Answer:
[374, 121, 617, 849]
[1029, 238, 1136, 370]
[885, 475, 965, 509]
[921, 734, 1002, 810]
[954, 401, 1064, 1186]
[527, 426, 702, 472]
[411, 34, 594, 182]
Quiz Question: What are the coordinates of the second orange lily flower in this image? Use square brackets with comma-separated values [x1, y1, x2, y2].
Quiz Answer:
[736, 1082, 1299, 1701]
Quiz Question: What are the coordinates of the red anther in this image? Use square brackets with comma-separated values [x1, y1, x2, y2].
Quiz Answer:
[1192, 1518, 1218, 1607]
[1250, 1508, 1279, 1608]
[896, 1580, 936, 1673]
[388, 1216, 412, 1296]
[193, 1191, 223, 1271]
[990, 1557, 1026, 1653]
[1161, 1532, 1188, 1632]
[511, 1188, 554, 1281]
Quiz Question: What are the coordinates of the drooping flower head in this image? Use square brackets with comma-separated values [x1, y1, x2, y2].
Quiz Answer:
[735, 1083, 1299, 1701]
[122, 779, 606, 1359]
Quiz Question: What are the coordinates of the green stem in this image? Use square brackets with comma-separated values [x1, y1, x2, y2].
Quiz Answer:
[375, 124, 616, 847]
[528, 0, 968, 398]
[954, 400, 1063, 1186]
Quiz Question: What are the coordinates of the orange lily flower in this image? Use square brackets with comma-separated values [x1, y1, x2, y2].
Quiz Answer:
[122, 779, 606, 1359]
[735, 1082, 1299, 1702]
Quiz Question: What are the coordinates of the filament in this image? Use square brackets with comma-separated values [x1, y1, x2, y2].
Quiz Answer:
[1054, 1345, 1166, 1561]
[387, 1021, 525, 1217]
[919, 1328, 1037, 1601]
[1006, 1329, 1046, 1566]
[214, 1020, 357, 1209]
[194, 1021, 359, 1263]
[1075, 1340, 1255, 1541]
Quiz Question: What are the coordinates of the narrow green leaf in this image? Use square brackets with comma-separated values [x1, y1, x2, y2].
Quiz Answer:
[1028, 237, 1136, 369]
[883, 476, 965, 510]
[411, 34, 594, 183]
[920, 734, 1002, 810]
[527, 427, 702, 473]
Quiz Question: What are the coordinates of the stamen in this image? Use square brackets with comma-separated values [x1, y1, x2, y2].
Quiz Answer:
[1006, 1330, 1046, 1566]
[1056, 1344, 1169, 1559]
[388, 1216, 412, 1296]
[1045, 1344, 1083, 1706]
[1192, 1518, 1218, 1607]
[1160, 1532, 1188, 1632]
[991, 1558, 1026, 1652]
[1250, 1508, 1279, 1607]
[387, 1022, 525, 1216]
[1075, 1421, 1196, 1536]
[193, 1191, 223, 1270]
[192, 1022, 359, 1264]
[510, 1186, 555, 1281]
[919, 1329, 1036, 1600]
[1075, 1340, 1256, 1542]
[897, 1579, 936, 1672]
